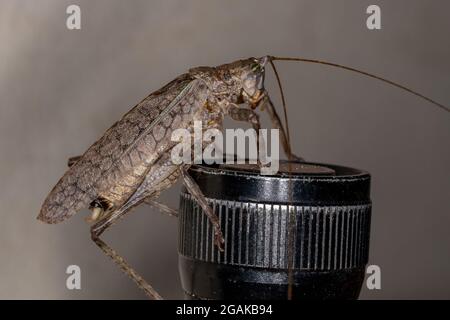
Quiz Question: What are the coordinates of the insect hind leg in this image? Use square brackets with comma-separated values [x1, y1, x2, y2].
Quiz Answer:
[85, 197, 111, 223]
[90, 202, 163, 300]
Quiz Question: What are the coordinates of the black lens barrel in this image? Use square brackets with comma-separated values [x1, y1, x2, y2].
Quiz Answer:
[178, 161, 371, 300]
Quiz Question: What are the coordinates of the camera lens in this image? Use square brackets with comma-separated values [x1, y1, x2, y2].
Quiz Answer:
[178, 161, 371, 300]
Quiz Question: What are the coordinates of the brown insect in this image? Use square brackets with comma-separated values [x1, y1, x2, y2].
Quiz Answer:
[38, 56, 449, 299]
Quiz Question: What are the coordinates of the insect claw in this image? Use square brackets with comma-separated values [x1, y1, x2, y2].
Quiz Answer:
[214, 230, 225, 252]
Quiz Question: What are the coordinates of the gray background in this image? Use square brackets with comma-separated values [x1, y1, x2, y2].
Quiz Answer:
[0, 0, 449, 299]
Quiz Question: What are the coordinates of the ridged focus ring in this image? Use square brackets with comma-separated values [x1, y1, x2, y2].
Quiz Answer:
[179, 193, 371, 271]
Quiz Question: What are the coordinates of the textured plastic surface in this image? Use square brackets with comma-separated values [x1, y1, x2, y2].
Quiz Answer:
[178, 161, 371, 300]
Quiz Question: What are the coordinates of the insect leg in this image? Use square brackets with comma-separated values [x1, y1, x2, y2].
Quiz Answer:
[228, 104, 260, 128]
[260, 96, 303, 161]
[180, 166, 225, 251]
[227, 104, 265, 164]
[67, 155, 82, 167]
[144, 199, 178, 218]
[91, 234, 163, 300]
[90, 204, 163, 300]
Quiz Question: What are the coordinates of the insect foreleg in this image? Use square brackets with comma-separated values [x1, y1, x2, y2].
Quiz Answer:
[260, 96, 303, 161]
[227, 104, 265, 164]
[228, 104, 260, 126]
[180, 166, 225, 251]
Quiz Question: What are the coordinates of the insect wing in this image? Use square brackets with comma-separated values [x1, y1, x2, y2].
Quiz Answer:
[38, 74, 198, 224]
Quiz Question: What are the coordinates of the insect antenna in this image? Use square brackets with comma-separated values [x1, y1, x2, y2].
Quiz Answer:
[267, 57, 296, 300]
[268, 58, 293, 155]
[267, 55, 449, 300]
[269, 56, 450, 113]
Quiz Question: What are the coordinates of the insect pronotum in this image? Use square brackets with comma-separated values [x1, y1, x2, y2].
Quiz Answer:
[38, 55, 449, 299]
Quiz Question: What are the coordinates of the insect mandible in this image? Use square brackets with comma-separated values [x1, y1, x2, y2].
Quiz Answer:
[38, 56, 449, 299]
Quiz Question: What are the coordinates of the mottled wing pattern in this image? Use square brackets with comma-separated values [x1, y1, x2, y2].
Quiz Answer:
[39, 73, 200, 224]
